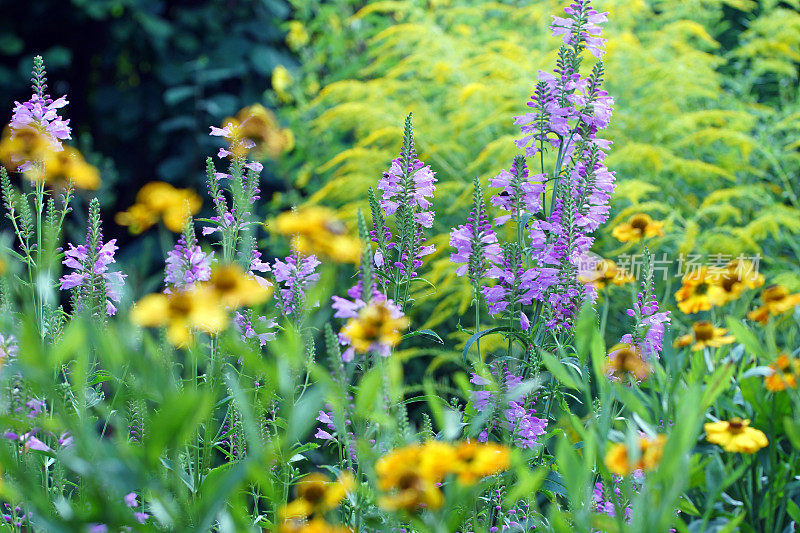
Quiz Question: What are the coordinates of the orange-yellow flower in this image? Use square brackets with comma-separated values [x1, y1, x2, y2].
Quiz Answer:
[116, 181, 201, 234]
[747, 285, 800, 324]
[606, 343, 651, 381]
[452, 440, 511, 484]
[279, 472, 354, 520]
[375, 443, 446, 512]
[764, 354, 800, 392]
[207, 263, 273, 309]
[578, 258, 635, 289]
[130, 286, 227, 346]
[675, 267, 717, 314]
[611, 213, 664, 242]
[340, 300, 409, 356]
[274, 206, 361, 263]
[604, 434, 666, 476]
[279, 518, 352, 533]
[674, 321, 735, 351]
[708, 259, 764, 305]
[222, 104, 294, 159]
[704, 418, 768, 454]
[0, 127, 100, 190]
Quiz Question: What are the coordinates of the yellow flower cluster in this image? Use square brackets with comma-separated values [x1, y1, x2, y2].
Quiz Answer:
[131, 263, 271, 346]
[221, 104, 294, 160]
[115, 181, 201, 234]
[674, 321, 735, 351]
[606, 343, 651, 381]
[747, 285, 800, 324]
[577, 258, 635, 289]
[704, 418, 768, 454]
[274, 207, 361, 263]
[675, 260, 764, 314]
[375, 440, 510, 512]
[764, 354, 800, 392]
[604, 434, 666, 476]
[340, 300, 409, 355]
[279, 472, 354, 533]
[611, 213, 665, 243]
[0, 127, 100, 190]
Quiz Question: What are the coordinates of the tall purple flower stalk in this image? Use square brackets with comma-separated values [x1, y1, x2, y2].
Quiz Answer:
[483, 0, 616, 331]
[621, 250, 670, 359]
[450, 177, 502, 284]
[59, 199, 125, 316]
[369, 114, 436, 300]
[272, 253, 320, 316]
[9, 56, 71, 168]
[470, 365, 547, 449]
[164, 225, 213, 293]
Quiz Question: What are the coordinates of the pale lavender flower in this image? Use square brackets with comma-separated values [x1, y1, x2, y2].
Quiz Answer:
[450, 178, 502, 286]
[164, 235, 213, 292]
[0, 334, 18, 362]
[470, 366, 547, 449]
[623, 256, 670, 359]
[489, 157, 546, 226]
[272, 253, 320, 316]
[60, 238, 126, 316]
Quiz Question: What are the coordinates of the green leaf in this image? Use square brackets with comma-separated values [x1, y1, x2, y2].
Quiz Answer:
[725, 317, 764, 359]
[403, 328, 443, 344]
[541, 351, 582, 390]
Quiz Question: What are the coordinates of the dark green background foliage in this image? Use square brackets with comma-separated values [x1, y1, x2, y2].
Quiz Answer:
[0, 0, 293, 208]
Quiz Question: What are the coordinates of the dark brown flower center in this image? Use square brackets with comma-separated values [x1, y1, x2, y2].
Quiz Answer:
[692, 321, 714, 341]
[764, 285, 788, 303]
[629, 214, 651, 232]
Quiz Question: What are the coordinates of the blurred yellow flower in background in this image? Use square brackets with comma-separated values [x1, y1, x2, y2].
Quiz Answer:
[0, 127, 100, 189]
[611, 213, 665, 242]
[747, 285, 800, 324]
[606, 343, 651, 381]
[708, 259, 764, 305]
[222, 104, 294, 160]
[130, 286, 227, 346]
[674, 321, 735, 351]
[208, 263, 272, 308]
[764, 354, 799, 392]
[272, 65, 294, 103]
[453, 441, 511, 485]
[274, 206, 361, 263]
[280, 472, 354, 520]
[704, 418, 768, 454]
[577, 258, 635, 289]
[604, 434, 666, 476]
[116, 181, 201, 233]
[286, 21, 310, 50]
[341, 300, 409, 356]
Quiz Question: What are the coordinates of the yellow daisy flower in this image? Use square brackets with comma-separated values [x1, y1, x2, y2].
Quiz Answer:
[578, 258, 635, 289]
[375, 444, 446, 512]
[116, 181, 201, 234]
[340, 300, 409, 356]
[221, 104, 294, 160]
[279, 518, 352, 533]
[675, 267, 717, 314]
[704, 418, 768, 454]
[674, 321, 735, 351]
[708, 259, 764, 305]
[611, 213, 665, 242]
[604, 434, 666, 476]
[208, 263, 272, 309]
[274, 206, 361, 264]
[747, 285, 800, 324]
[764, 354, 800, 392]
[452, 441, 511, 484]
[130, 286, 227, 346]
[279, 472, 354, 520]
[606, 343, 651, 381]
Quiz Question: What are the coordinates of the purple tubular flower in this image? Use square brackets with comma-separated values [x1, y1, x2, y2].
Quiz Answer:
[450, 178, 502, 287]
[378, 157, 437, 228]
[59, 238, 126, 316]
[10, 94, 71, 149]
[272, 253, 320, 316]
[470, 365, 547, 449]
[164, 235, 214, 292]
[622, 254, 670, 359]
[489, 157, 546, 226]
